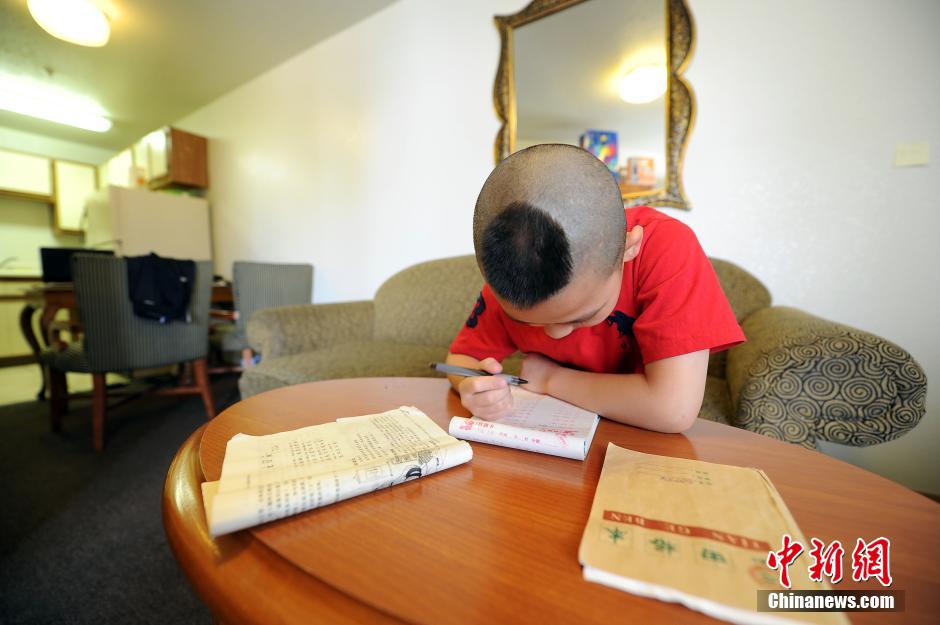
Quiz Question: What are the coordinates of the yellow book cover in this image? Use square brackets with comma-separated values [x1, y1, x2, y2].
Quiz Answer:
[579, 443, 849, 625]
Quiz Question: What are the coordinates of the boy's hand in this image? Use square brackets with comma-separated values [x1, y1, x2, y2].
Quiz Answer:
[456, 357, 513, 420]
[520, 353, 560, 395]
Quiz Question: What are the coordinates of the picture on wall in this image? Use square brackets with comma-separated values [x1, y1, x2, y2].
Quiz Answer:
[579, 130, 619, 178]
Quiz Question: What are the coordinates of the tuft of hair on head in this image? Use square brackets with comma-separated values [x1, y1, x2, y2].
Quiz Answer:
[473, 144, 626, 308]
[480, 201, 572, 308]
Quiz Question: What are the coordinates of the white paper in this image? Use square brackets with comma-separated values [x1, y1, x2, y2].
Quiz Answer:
[203, 406, 472, 536]
[449, 387, 599, 460]
[583, 566, 816, 625]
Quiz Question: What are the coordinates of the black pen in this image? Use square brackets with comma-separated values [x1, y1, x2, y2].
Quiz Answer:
[430, 362, 528, 385]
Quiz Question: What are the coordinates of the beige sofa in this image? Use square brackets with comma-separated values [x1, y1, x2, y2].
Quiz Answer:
[242, 255, 926, 449]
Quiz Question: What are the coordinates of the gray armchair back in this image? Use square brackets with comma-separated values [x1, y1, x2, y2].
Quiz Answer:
[233, 261, 313, 336]
[73, 255, 212, 372]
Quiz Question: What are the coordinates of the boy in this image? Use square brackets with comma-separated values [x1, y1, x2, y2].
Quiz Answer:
[446, 144, 744, 433]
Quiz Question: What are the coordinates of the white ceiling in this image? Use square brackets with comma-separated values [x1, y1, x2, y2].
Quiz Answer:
[0, 0, 396, 150]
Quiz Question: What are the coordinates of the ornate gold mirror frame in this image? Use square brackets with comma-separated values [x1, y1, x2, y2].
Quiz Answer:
[494, 0, 695, 209]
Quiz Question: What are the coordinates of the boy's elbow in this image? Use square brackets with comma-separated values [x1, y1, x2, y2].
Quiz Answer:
[644, 358, 707, 434]
[662, 410, 697, 434]
[655, 395, 702, 434]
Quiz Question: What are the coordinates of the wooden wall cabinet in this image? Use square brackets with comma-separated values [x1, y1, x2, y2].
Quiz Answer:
[0, 148, 97, 233]
[148, 127, 209, 190]
[53, 161, 98, 233]
[95, 127, 209, 191]
[0, 149, 53, 199]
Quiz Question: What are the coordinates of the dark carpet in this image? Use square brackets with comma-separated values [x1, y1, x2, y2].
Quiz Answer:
[0, 374, 241, 624]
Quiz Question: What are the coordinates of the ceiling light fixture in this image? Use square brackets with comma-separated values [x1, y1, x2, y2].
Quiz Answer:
[0, 74, 112, 132]
[27, 0, 113, 48]
[618, 66, 667, 104]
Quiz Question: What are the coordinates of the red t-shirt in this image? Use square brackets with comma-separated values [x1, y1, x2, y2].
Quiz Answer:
[449, 206, 745, 373]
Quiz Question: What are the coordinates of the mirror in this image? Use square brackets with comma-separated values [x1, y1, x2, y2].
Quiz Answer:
[494, 0, 694, 209]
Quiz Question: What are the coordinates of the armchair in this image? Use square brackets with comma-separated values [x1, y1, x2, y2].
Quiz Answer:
[212, 261, 313, 367]
[41, 255, 216, 451]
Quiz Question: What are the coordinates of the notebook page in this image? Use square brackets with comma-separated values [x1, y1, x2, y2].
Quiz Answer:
[496, 387, 598, 440]
[449, 388, 599, 460]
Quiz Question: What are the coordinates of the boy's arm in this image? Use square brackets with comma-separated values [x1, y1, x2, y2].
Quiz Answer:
[523, 349, 709, 433]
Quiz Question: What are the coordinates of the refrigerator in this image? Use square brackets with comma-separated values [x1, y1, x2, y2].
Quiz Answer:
[84, 186, 212, 261]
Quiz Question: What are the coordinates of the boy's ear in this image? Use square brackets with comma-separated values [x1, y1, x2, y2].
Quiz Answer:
[623, 225, 644, 262]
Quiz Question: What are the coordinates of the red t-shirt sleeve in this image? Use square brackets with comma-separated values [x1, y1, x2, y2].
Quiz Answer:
[448, 286, 518, 361]
[632, 219, 745, 364]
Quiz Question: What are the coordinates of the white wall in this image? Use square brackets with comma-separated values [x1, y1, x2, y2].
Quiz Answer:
[177, 0, 939, 494]
[0, 197, 82, 274]
[177, 0, 516, 301]
[676, 0, 940, 495]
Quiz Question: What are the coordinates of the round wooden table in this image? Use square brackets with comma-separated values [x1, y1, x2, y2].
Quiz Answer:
[163, 378, 940, 625]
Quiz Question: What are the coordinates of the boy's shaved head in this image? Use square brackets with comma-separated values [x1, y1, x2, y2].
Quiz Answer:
[474, 144, 626, 308]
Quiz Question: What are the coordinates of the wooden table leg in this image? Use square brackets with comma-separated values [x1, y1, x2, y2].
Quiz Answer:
[92, 373, 107, 452]
[19, 303, 46, 400]
[40, 305, 58, 346]
[192, 358, 216, 419]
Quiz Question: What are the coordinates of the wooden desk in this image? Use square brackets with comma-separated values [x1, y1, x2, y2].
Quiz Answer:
[19, 283, 232, 399]
[163, 378, 940, 625]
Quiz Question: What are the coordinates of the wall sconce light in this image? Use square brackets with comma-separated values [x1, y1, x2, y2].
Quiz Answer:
[27, 0, 113, 48]
[619, 66, 667, 104]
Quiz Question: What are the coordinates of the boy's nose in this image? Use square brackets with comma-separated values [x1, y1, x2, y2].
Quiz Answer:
[544, 324, 574, 339]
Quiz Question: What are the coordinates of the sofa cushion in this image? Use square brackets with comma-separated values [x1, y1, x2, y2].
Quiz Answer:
[706, 259, 771, 380]
[373, 255, 484, 348]
[239, 341, 451, 398]
[698, 376, 732, 425]
[708, 259, 771, 323]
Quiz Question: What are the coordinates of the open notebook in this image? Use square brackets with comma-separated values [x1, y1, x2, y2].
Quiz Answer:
[448, 387, 599, 460]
